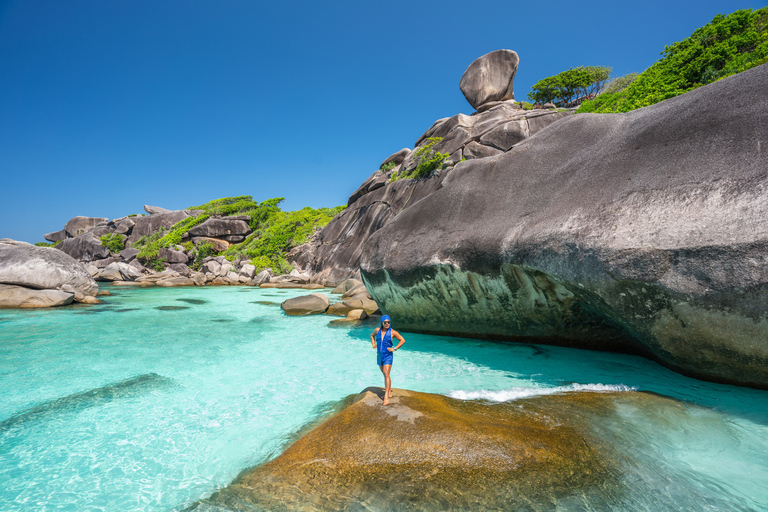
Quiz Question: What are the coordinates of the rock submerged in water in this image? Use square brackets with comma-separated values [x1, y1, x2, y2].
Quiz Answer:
[360, 63, 768, 389]
[281, 293, 330, 315]
[190, 388, 684, 511]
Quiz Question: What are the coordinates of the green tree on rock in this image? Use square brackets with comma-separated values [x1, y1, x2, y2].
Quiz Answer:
[578, 7, 768, 113]
[528, 66, 612, 106]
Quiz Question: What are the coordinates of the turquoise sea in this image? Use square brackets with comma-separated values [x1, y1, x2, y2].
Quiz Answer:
[1, 285, 767, 511]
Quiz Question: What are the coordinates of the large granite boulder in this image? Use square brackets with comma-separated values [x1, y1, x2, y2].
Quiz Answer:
[0, 239, 98, 302]
[0, 284, 74, 308]
[43, 229, 68, 242]
[56, 234, 110, 262]
[127, 210, 191, 243]
[190, 388, 686, 511]
[64, 216, 108, 237]
[459, 49, 519, 110]
[97, 262, 142, 282]
[187, 218, 251, 238]
[360, 63, 768, 389]
[281, 293, 330, 315]
[144, 205, 171, 215]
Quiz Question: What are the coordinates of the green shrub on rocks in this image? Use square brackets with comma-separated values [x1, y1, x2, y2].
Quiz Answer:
[100, 233, 126, 254]
[189, 240, 217, 271]
[578, 7, 768, 113]
[391, 137, 449, 182]
[225, 205, 345, 273]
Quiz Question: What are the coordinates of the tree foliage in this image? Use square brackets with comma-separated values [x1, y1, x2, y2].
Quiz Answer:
[578, 7, 768, 113]
[527, 66, 612, 106]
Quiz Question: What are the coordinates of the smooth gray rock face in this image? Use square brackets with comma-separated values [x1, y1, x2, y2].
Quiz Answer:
[56, 234, 111, 262]
[98, 262, 142, 282]
[239, 264, 256, 279]
[111, 217, 136, 235]
[281, 293, 330, 315]
[144, 205, 172, 215]
[127, 210, 190, 243]
[300, 108, 569, 285]
[254, 270, 272, 285]
[187, 218, 251, 238]
[119, 248, 140, 262]
[64, 216, 109, 237]
[168, 263, 192, 277]
[44, 229, 68, 242]
[459, 49, 519, 110]
[158, 247, 188, 264]
[381, 148, 411, 168]
[360, 63, 768, 389]
[347, 171, 389, 207]
[0, 284, 74, 308]
[93, 256, 120, 268]
[0, 239, 98, 298]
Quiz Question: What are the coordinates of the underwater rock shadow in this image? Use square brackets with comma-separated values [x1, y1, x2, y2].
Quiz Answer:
[0, 373, 175, 431]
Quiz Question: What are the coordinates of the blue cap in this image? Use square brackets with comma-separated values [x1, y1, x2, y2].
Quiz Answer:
[381, 315, 391, 326]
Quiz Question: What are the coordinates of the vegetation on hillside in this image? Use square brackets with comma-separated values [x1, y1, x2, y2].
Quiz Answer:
[131, 195, 343, 273]
[100, 233, 126, 254]
[578, 8, 768, 113]
[527, 66, 612, 106]
[390, 137, 449, 182]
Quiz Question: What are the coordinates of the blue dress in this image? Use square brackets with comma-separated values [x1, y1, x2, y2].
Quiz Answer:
[376, 327, 394, 366]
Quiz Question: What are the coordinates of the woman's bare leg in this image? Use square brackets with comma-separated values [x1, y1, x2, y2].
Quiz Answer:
[381, 364, 392, 405]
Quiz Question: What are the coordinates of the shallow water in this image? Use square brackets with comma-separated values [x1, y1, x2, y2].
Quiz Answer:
[0, 285, 766, 511]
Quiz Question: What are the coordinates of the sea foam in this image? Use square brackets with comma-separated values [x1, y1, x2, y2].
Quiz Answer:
[448, 383, 636, 402]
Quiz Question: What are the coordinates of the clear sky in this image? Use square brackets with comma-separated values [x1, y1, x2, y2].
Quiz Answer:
[1, 0, 764, 242]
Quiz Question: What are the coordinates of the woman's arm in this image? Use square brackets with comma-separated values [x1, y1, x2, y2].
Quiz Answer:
[388, 330, 405, 352]
[371, 328, 380, 348]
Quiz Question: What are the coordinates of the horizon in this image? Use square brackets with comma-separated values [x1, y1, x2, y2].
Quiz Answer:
[1, 0, 764, 243]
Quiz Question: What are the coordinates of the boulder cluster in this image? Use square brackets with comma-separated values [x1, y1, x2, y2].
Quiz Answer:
[280, 278, 380, 322]
[0, 239, 101, 307]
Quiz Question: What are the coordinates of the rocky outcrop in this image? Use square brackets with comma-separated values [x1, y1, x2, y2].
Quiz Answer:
[0, 239, 98, 306]
[127, 210, 192, 243]
[64, 216, 108, 237]
[56, 234, 110, 262]
[359, 63, 768, 389]
[43, 229, 68, 242]
[186, 217, 251, 238]
[144, 205, 171, 215]
[459, 49, 519, 110]
[298, 106, 569, 285]
[190, 388, 684, 511]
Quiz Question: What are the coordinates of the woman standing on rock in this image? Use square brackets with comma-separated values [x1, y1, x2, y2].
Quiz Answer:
[371, 315, 405, 406]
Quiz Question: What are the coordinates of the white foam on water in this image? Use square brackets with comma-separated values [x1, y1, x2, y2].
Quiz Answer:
[448, 383, 636, 402]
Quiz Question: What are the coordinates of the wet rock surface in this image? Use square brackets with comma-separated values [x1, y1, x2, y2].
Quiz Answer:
[360, 64, 768, 388]
[188, 388, 676, 511]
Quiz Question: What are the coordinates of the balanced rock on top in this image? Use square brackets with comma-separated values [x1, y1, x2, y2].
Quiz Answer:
[459, 49, 519, 110]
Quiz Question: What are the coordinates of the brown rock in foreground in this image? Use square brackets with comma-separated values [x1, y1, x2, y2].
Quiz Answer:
[189, 388, 650, 511]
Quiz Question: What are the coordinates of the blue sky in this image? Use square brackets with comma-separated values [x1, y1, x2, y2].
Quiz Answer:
[1, 0, 764, 242]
